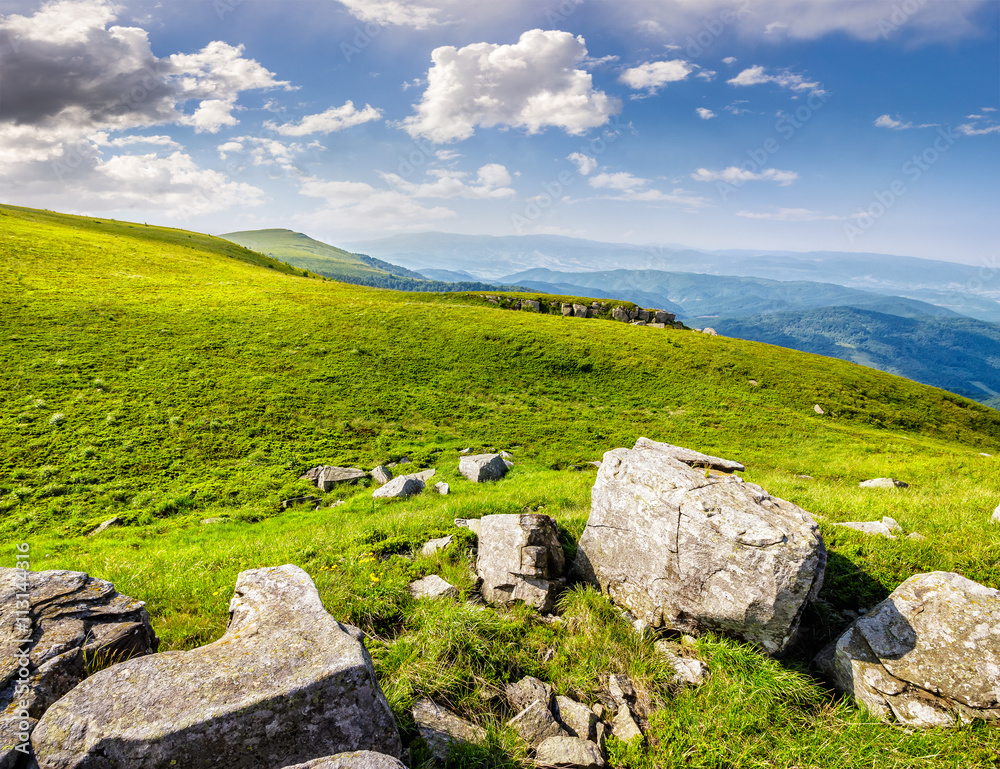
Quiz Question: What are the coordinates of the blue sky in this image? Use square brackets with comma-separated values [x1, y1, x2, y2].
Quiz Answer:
[1, 0, 997, 263]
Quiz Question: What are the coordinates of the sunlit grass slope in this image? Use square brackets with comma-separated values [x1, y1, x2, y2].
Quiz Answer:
[2, 204, 1000, 768]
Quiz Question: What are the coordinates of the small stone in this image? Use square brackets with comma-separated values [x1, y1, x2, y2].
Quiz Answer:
[833, 521, 897, 539]
[907, 532, 927, 542]
[454, 518, 481, 536]
[881, 516, 902, 533]
[280, 751, 408, 769]
[748, 379, 758, 386]
[813, 404, 825, 414]
[534, 736, 605, 769]
[992, 505, 1000, 524]
[421, 535, 453, 556]
[409, 575, 459, 600]
[610, 708, 642, 741]
[508, 700, 566, 746]
[607, 674, 634, 706]
[458, 448, 473, 455]
[554, 696, 596, 741]
[282, 495, 322, 509]
[200, 517, 225, 524]
[412, 698, 486, 763]
[591, 703, 605, 719]
[859, 477, 909, 489]
[653, 642, 708, 685]
[702, 327, 718, 336]
[87, 516, 124, 536]
[370, 465, 393, 486]
[506, 676, 553, 712]
[435, 481, 450, 495]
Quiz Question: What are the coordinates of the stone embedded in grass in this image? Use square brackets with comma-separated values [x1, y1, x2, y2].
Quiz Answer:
[370, 465, 393, 486]
[992, 504, 1000, 524]
[833, 520, 898, 539]
[408, 575, 458, 600]
[282, 495, 322, 509]
[574, 438, 827, 656]
[372, 475, 424, 499]
[0, 568, 158, 758]
[610, 708, 642, 741]
[506, 676, 553, 713]
[508, 700, 567, 746]
[87, 515, 124, 536]
[816, 571, 1000, 728]
[459, 453, 509, 483]
[535, 736, 606, 769]
[476, 514, 565, 613]
[859, 477, 909, 489]
[553, 696, 596, 741]
[411, 698, 486, 763]
[435, 481, 450, 495]
[420, 535, 453, 556]
[30, 564, 402, 768]
[280, 751, 407, 769]
[653, 642, 708, 686]
[301, 465, 367, 492]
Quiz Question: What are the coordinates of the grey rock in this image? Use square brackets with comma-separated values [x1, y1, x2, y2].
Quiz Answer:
[507, 700, 566, 746]
[611, 307, 628, 322]
[506, 676, 553, 713]
[636, 309, 650, 322]
[653, 642, 708, 685]
[31, 565, 401, 768]
[561, 304, 574, 317]
[535, 736, 605, 769]
[593, 722, 606, 752]
[907, 532, 927, 542]
[813, 404, 825, 414]
[654, 310, 675, 324]
[2, 717, 35, 769]
[421, 535, 453, 557]
[500, 451, 513, 459]
[574, 439, 826, 655]
[370, 466, 393, 486]
[372, 476, 424, 499]
[572, 304, 589, 318]
[607, 674, 634, 706]
[523, 300, 541, 312]
[459, 454, 509, 483]
[833, 521, 897, 540]
[646, 323, 666, 329]
[632, 437, 745, 472]
[702, 327, 718, 336]
[817, 571, 1000, 728]
[993, 505, 1000, 524]
[281, 752, 407, 769]
[411, 698, 485, 763]
[0, 568, 157, 756]
[408, 575, 459, 600]
[859, 478, 909, 489]
[454, 518, 481, 536]
[410, 469, 437, 483]
[477, 514, 565, 612]
[435, 482, 450, 495]
[87, 516, 123, 536]
[458, 448, 473, 455]
[553, 696, 596, 741]
[302, 466, 367, 492]
[610, 708, 642, 741]
[882, 517, 902, 533]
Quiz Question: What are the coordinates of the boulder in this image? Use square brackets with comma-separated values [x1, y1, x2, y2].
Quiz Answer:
[636, 309, 650, 322]
[813, 404, 825, 415]
[505, 675, 553, 713]
[859, 478, 909, 489]
[561, 304, 574, 317]
[553, 696, 596, 741]
[573, 304, 589, 318]
[574, 438, 826, 655]
[281, 752, 406, 769]
[702, 327, 718, 336]
[459, 454, 508, 483]
[408, 575, 459, 601]
[611, 307, 628, 322]
[420, 535, 453, 557]
[302, 466, 367, 492]
[435, 482, 450, 495]
[31, 565, 401, 768]
[0, 568, 157, 759]
[476, 514, 565, 613]
[411, 699, 485, 763]
[610, 709, 642, 741]
[534, 736, 605, 769]
[816, 571, 1000, 728]
[372, 476, 424, 499]
[523, 300, 541, 312]
[87, 516, 124, 536]
[370, 466, 393, 486]
[410, 469, 437, 482]
[508, 700, 566, 746]
[653, 310, 675, 324]
[833, 521, 897, 539]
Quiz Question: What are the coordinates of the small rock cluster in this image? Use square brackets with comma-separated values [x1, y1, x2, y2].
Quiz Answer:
[477, 294, 680, 329]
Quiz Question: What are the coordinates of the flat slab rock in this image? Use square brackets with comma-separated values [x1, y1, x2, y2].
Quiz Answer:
[302, 466, 367, 492]
[31, 565, 401, 769]
[574, 438, 826, 655]
[408, 575, 458, 600]
[817, 571, 1000, 728]
[535, 736, 605, 769]
[411, 699, 485, 763]
[281, 752, 406, 769]
[476, 514, 565, 613]
[859, 478, 909, 489]
[0, 568, 158, 758]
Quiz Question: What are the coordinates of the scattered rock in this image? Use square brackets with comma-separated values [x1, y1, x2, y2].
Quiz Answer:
[859, 478, 909, 489]
[881, 517, 902, 533]
[701, 327, 718, 336]
[574, 438, 826, 655]
[412, 698, 486, 763]
[459, 453, 509, 483]
[411, 468, 437, 482]
[30, 565, 402, 768]
[632, 437, 745, 472]
[421, 535, 453, 556]
[535, 736, 605, 769]
[561, 304, 574, 317]
[0, 569, 158, 759]
[282, 495, 322, 509]
[454, 518, 481, 536]
[408, 575, 459, 600]
[281, 752, 407, 769]
[372, 476, 424, 499]
[833, 521, 897, 540]
[370, 466, 393, 486]
[508, 700, 566, 746]
[435, 481, 450, 495]
[607, 674, 634, 707]
[553, 696, 596, 741]
[610, 708, 642, 741]
[458, 448, 473, 455]
[523, 300, 541, 312]
[992, 504, 1000, 524]
[813, 404, 825, 414]
[611, 307, 629, 322]
[981, 453, 993, 457]
[748, 379, 758, 386]
[477, 514, 565, 612]
[573, 304, 589, 318]
[653, 642, 708, 685]
[816, 571, 1000, 728]
[301, 466, 367, 492]
[87, 516, 124, 536]
[907, 532, 927, 542]
[506, 675, 553, 713]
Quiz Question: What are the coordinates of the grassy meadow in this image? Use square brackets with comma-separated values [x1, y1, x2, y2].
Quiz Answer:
[2, 203, 999, 767]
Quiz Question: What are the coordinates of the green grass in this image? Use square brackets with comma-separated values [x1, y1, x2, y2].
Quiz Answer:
[2, 204, 1000, 767]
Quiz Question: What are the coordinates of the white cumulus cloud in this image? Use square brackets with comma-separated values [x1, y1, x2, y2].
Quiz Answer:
[379, 163, 515, 199]
[728, 65, 823, 94]
[620, 60, 695, 92]
[691, 167, 798, 186]
[403, 29, 621, 143]
[695, 108, 717, 120]
[264, 102, 382, 136]
[874, 114, 913, 130]
[567, 153, 597, 175]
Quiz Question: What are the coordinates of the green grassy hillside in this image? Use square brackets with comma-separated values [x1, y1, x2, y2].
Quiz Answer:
[3, 205, 1000, 767]
[222, 227, 504, 292]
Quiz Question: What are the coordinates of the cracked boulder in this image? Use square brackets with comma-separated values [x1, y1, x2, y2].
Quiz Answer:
[0, 568, 158, 768]
[476, 515, 565, 613]
[31, 565, 401, 769]
[573, 438, 826, 655]
[816, 571, 1000, 728]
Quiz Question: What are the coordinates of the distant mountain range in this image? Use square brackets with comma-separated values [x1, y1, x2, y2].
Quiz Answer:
[344, 232, 1000, 322]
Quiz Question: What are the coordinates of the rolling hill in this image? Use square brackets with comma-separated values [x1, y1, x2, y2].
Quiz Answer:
[3, 204, 1000, 767]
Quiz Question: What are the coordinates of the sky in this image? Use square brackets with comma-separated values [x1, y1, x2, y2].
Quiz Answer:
[0, 0, 998, 264]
